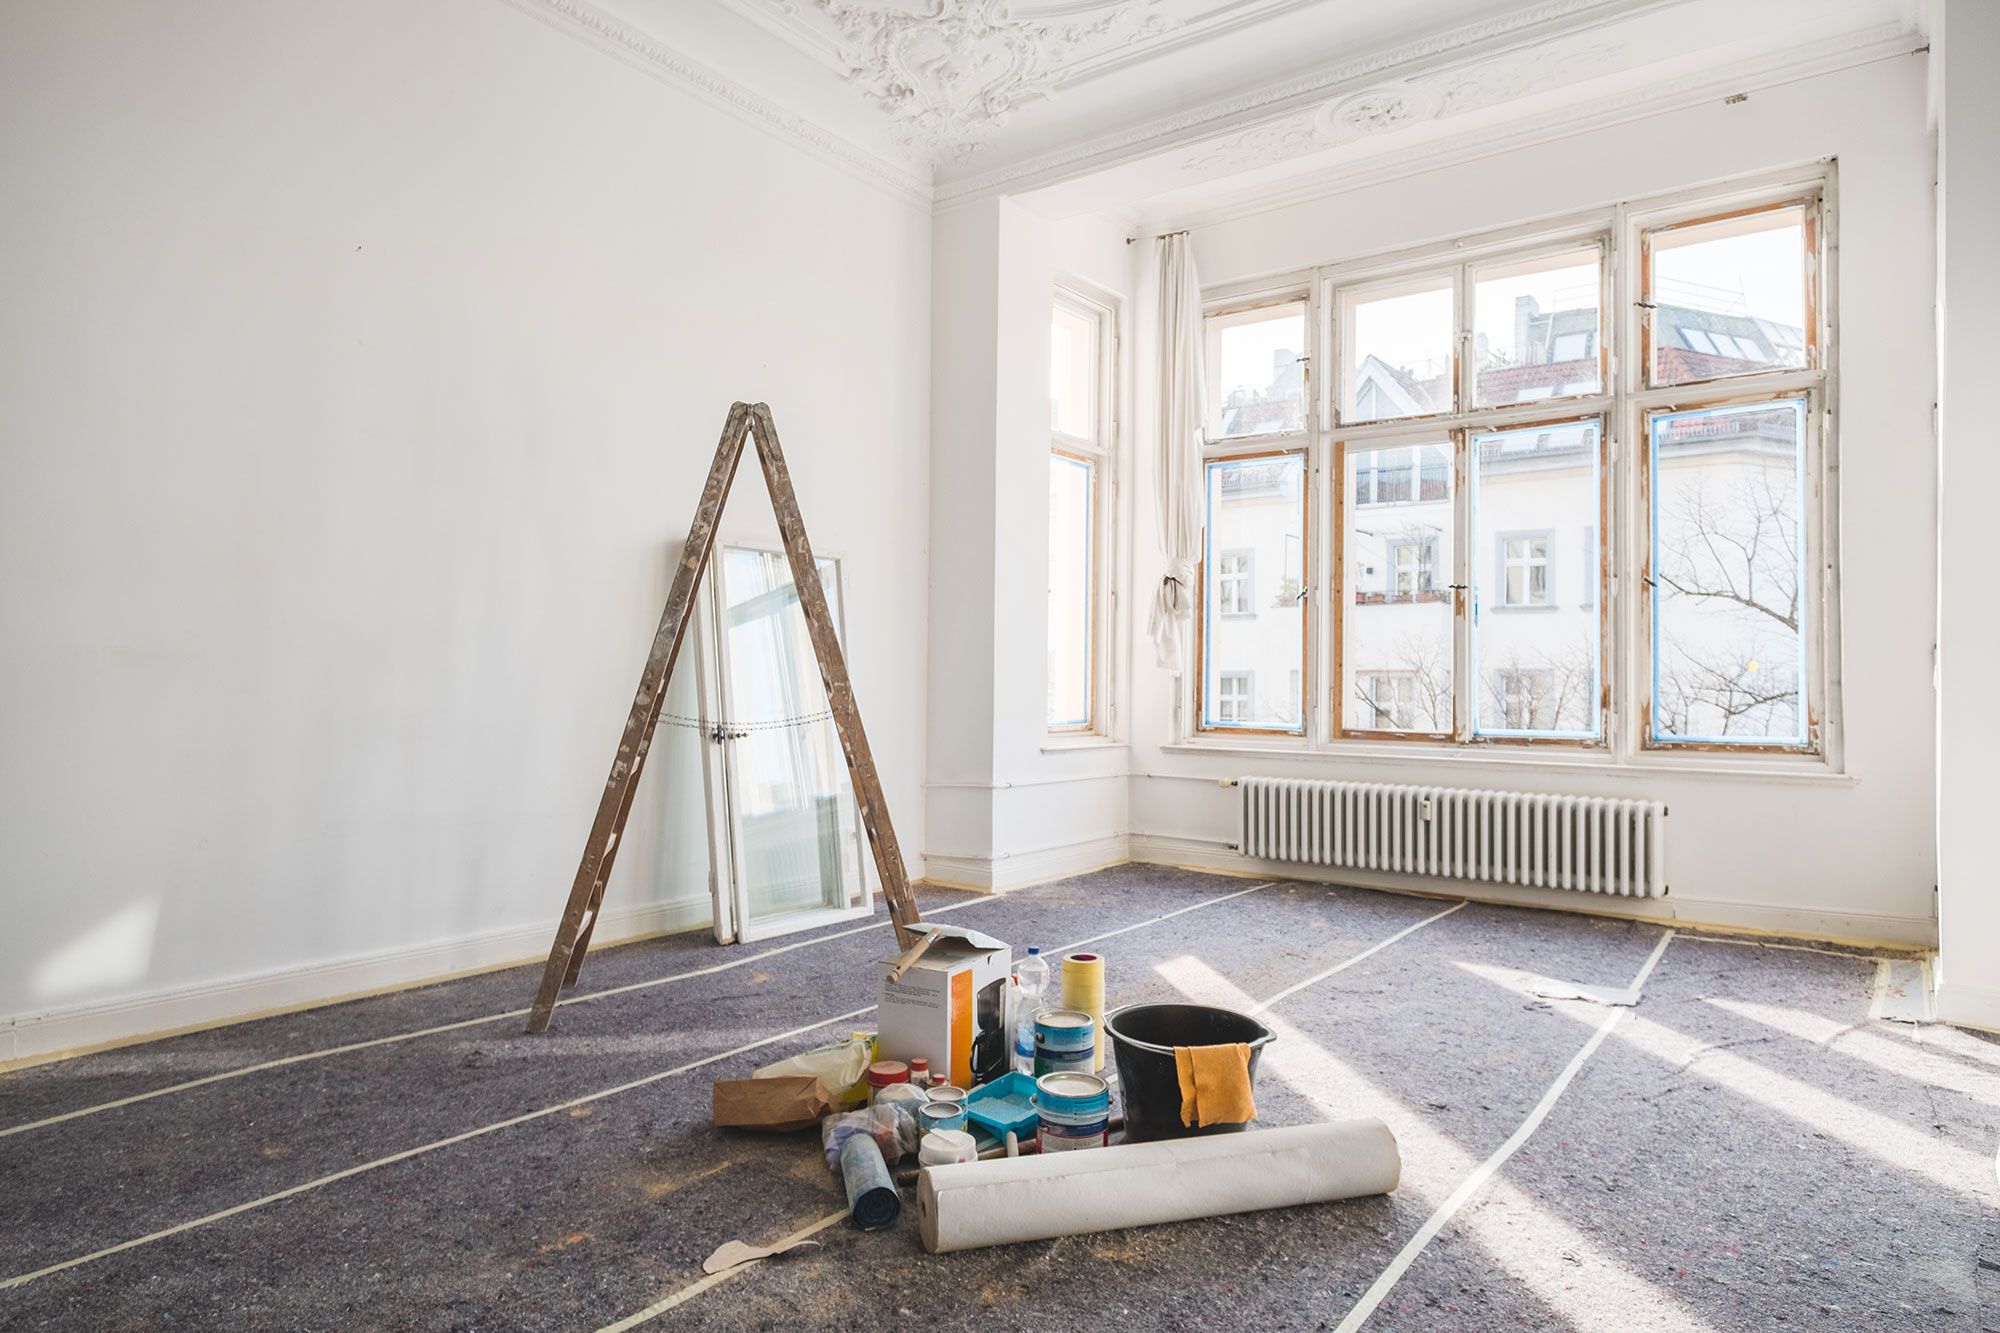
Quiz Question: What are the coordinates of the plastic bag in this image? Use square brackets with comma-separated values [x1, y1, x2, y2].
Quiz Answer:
[755, 1034, 873, 1106]
[821, 1102, 919, 1169]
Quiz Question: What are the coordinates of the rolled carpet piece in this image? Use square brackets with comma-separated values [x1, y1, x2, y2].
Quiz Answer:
[916, 1118, 1399, 1253]
[840, 1133, 901, 1231]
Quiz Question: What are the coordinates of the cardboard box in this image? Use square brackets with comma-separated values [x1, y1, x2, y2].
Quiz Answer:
[877, 923, 1012, 1090]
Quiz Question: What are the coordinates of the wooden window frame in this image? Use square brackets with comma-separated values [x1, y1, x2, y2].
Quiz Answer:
[1639, 195, 1821, 394]
[1177, 165, 1837, 770]
[1049, 284, 1118, 738]
[1194, 445, 1311, 737]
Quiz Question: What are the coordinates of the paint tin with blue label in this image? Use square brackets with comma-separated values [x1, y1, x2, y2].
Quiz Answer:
[1033, 1009, 1096, 1076]
[1034, 1071, 1110, 1152]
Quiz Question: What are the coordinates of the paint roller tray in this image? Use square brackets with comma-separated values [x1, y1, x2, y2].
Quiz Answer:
[962, 1072, 1041, 1138]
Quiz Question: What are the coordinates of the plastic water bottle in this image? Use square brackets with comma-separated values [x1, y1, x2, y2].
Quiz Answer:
[1012, 948, 1047, 1074]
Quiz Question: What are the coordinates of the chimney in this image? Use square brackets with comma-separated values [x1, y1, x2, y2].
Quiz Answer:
[1515, 295, 1541, 364]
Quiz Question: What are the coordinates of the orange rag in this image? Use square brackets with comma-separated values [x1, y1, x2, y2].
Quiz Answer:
[1172, 1042, 1256, 1128]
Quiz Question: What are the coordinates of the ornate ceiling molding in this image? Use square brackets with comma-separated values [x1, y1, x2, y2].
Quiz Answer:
[1143, 22, 1919, 232]
[930, 0, 1682, 200]
[1177, 40, 1623, 175]
[815, 0, 1174, 157]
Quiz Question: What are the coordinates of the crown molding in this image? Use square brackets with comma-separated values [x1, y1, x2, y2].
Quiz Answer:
[498, 0, 934, 208]
[933, 0, 1680, 203]
[1139, 22, 1919, 234]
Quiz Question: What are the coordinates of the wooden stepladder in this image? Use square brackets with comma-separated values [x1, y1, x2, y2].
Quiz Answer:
[525, 402, 920, 1034]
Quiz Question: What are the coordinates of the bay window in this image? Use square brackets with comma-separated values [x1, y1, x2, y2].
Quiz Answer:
[1190, 171, 1832, 762]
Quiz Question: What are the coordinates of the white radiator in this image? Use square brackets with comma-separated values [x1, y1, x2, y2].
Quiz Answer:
[1237, 777, 1667, 898]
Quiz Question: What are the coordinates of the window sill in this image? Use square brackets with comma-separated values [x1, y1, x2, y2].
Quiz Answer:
[1041, 736, 1128, 754]
[1156, 737, 1856, 786]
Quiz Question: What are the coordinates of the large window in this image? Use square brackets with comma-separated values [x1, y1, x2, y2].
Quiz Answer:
[1193, 175, 1830, 760]
[1048, 289, 1112, 734]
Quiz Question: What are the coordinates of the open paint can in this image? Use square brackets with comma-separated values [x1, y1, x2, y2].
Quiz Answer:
[918, 1099, 969, 1134]
[1033, 1009, 1096, 1076]
[1034, 1071, 1110, 1152]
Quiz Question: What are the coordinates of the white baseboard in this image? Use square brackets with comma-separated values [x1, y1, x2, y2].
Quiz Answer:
[1127, 833, 1937, 951]
[1933, 979, 2000, 1033]
[0, 896, 712, 1069]
[921, 834, 1132, 893]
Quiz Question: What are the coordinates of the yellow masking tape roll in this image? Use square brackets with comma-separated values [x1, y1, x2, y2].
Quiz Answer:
[1062, 952, 1106, 1072]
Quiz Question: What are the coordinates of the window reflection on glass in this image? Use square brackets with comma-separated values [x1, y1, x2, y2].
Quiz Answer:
[1051, 303, 1097, 439]
[1649, 398, 1807, 745]
[1342, 278, 1454, 423]
[1047, 454, 1093, 730]
[1473, 250, 1601, 406]
[1203, 453, 1305, 731]
[1648, 204, 1809, 387]
[1207, 304, 1307, 439]
[1471, 420, 1602, 740]
[1342, 441, 1453, 734]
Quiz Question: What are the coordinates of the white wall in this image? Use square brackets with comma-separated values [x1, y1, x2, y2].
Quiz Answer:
[1933, 0, 2000, 1027]
[924, 203, 1137, 890]
[0, 0, 931, 1060]
[1117, 56, 1939, 945]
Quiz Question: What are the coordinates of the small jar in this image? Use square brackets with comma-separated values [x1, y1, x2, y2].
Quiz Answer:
[866, 1060, 909, 1105]
[908, 1057, 931, 1088]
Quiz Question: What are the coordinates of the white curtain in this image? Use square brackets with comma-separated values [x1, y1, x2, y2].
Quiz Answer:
[1147, 232, 1207, 674]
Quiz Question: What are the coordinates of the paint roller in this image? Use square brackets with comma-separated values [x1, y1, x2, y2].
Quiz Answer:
[839, 1133, 900, 1231]
[915, 1119, 1400, 1253]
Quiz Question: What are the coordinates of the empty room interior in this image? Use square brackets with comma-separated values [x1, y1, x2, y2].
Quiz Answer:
[4, 1, 1998, 1329]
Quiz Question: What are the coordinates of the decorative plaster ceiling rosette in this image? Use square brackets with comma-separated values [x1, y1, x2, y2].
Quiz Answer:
[1321, 82, 1439, 137]
[1180, 80, 1439, 173]
[817, 0, 1172, 157]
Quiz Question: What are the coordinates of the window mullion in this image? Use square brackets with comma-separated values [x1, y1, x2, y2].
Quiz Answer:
[1453, 427, 1473, 743]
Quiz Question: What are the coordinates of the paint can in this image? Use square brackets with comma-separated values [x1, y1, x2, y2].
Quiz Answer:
[917, 1099, 969, 1135]
[866, 1060, 909, 1106]
[1033, 1009, 1096, 1076]
[927, 1083, 968, 1104]
[918, 1129, 979, 1167]
[1034, 1070, 1110, 1152]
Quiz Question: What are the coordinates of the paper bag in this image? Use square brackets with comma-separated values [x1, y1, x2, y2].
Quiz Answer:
[712, 1075, 835, 1133]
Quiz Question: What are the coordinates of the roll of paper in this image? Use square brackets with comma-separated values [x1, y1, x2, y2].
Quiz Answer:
[840, 1133, 900, 1231]
[1062, 952, 1106, 1072]
[916, 1119, 1400, 1253]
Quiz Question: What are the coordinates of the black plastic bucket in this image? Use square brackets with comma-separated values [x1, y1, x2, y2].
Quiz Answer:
[1104, 1003, 1276, 1142]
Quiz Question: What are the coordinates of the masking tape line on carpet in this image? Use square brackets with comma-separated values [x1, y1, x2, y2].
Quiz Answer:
[1330, 929, 1679, 1333]
[0, 881, 1282, 1292]
[593, 1210, 851, 1333]
[1248, 900, 1467, 1015]
[0, 895, 1013, 1139]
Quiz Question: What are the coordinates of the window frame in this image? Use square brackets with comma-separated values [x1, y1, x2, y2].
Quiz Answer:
[1639, 197, 1820, 394]
[1638, 386, 1824, 754]
[1630, 186, 1828, 757]
[1332, 428, 1462, 743]
[1048, 284, 1119, 739]
[1496, 530, 1555, 610]
[1175, 166, 1836, 771]
[1205, 297, 1312, 443]
[1216, 548, 1256, 618]
[1194, 441, 1311, 737]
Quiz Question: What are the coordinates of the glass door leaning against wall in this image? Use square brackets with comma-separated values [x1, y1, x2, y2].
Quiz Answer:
[696, 543, 872, 944]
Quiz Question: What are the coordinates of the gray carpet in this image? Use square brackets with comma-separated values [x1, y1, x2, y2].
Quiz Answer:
[0, 865, 1991, 1331]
